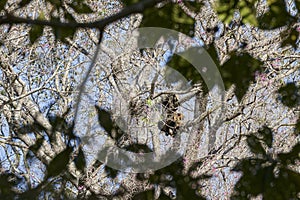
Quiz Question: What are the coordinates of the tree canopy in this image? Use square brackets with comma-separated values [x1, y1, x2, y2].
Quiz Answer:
[0, 0, 299, 199]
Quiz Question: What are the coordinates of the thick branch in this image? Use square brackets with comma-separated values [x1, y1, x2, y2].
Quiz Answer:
[0, 0, 166, 29]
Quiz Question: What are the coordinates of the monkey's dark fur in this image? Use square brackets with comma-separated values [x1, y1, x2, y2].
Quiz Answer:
[159, 94, 183, 137]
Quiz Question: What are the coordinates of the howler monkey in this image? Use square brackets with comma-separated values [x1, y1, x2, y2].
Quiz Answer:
[159, 94, 184, 137]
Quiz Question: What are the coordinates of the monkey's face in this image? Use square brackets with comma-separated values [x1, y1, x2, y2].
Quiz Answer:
[173, 112, 183, 123]
[159, 112, 184, 137]
[159, 94, 184, 137]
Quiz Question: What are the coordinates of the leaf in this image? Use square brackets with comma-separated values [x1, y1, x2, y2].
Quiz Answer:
[19, 0, 31, 7]
[214, 0, 236, 25]
[295, 115, 300, 135]
[257, 126, 273, 148]
[183, 1, 203, 13]
[123, 143, 153, 153]
[132, 190, 155, 200]
[146, 99, 152, 106]
[65, 13, 76, 23]
[166, 53, 204, 85]
[167, 46, 227, 94]
[278, 143, 300, 165]
[215, 0, 257, 26]
[16, 121, 45, 134]
[69, 2, 93, 14]
[296, 0, 300, 10]
[216, 0, 295, 28]
[73, 0, 84, 3]
[122, 0, 140, 6]
[52, 25, 76, 43]
[147, 156, 206, 200]
[74, 147, 86, 172]
[281, 28, 299, 50]
[274, 168, 300, 199]
[285, 170, 300, 192]
[140, 3, 198, 37]
[246, 135, 266, 156]
[222, 54, 262, 101]
[207, 46, 263, 101]
[232, 159, 276, 198]
[95, 106, 126, 141]
[45, 0, 61, 7]
[237, 166, 274, 197]
[104, 165, 119, 179]
[0, 0, 8, 10]
[0, 173, 22, 198]
[47, 147, 73, 178]
[277, 82, 300, 108]
[48, 115, 69, 132]
[95, 105, 114, 134]
[29, 25, 44, 43]
[258, 0, 295, 29]
[29, 137, 44, 152]
[238, 0, 257, 26]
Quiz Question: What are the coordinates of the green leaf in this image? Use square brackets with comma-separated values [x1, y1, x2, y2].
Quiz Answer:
[232, 159, 276, 198]
[19, 0, 31, 7]
[140, 3, 197, 37]
[215, 0, 257, 26]
[281, 28, 299, 50]
[48, 115, 68, 133]
[257, 126, 273, 148]
[70, 2, 93, 14]
[278, 143, 300, 165]
[207, 46, 263, 101]
[238, 0, 257, 26]
[146, 99, 152, 106]
[222, 53, 262, 101]
[0, 0, 8, 10]
[285, 169, 300, 191]
[214, 0, 236, 24]
[29, 137, 44, 152]
[104, 165, 119, 179]
[45, 0, 61, 7]
[243, 166, 274, 196]
[47, 147, 73, 178]
[166, 46, 226, 94]
[246, 135, 266, 156]
[95, 106, 126, 141]
[166, 53, 204, 85]
[73, 0, 84, 3]
[295, 115, 300, 135]
[216, 0, 295, 29]
[124, 143, 153, 153]
[277, 82, 300, 108]
[122, 0, 140, 6]
[258, 0, 295, 29]
[65, 13, 76, 23]
[95, 105, 114, 134]
[232, 159, 300, 199]
[0, 173, 22, 198]
[52, 16, 76, 43]
[74, 147, 86, 172]
[275, 168, 300, 199]
[296, 0, 300, 10]
[183, 1, 203, 13]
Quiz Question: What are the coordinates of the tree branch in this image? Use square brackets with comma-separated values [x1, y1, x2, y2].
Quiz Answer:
[0, 0, 166, 29]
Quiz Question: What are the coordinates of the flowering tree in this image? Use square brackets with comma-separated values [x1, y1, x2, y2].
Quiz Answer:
[0, 0, 299, 199]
